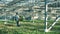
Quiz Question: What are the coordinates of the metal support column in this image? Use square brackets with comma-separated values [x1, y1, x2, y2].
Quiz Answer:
[44, 0, 48, 32]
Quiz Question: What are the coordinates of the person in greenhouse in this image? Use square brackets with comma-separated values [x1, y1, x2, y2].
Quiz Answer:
[15, 12, 20, 26]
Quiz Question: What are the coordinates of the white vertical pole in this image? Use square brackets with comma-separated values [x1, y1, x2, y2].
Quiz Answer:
[44, 1, 60, 32]
[44, 0, 49, 32]
[4, 9, 7, 24]
[45, 4, 49, 32]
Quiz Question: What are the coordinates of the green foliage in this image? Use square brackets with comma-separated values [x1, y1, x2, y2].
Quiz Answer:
[0, 20, 60, 34]
[21, 20, 44, 23]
